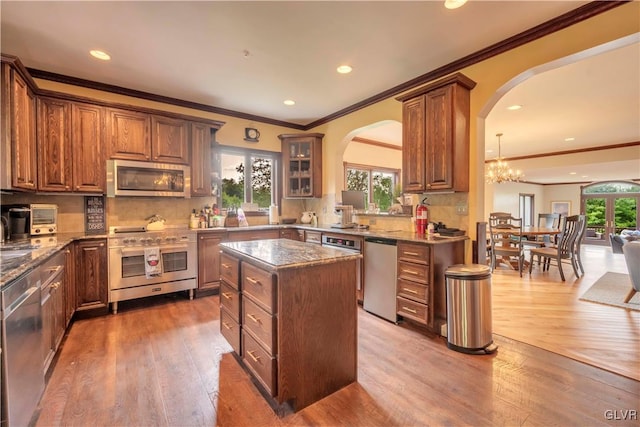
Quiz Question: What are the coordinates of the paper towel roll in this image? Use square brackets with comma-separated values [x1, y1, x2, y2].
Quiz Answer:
[269, 205, 278, 224]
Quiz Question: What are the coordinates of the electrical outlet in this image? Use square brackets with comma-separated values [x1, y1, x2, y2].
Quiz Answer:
[456, 203, 468, 215]
[370, 218, 376, 225]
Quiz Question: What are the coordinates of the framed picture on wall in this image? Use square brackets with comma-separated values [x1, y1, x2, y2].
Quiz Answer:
[551, 201, 571, 217]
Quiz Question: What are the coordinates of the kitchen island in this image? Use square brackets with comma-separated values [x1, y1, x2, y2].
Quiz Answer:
[219, 239, 361, 414]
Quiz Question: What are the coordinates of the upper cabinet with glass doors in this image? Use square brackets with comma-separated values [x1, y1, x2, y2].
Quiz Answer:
[279, 133, 324, 198]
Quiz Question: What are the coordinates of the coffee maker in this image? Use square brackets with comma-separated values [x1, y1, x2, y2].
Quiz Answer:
[331, 205, 355, 229]
[1, 204, 30, 241]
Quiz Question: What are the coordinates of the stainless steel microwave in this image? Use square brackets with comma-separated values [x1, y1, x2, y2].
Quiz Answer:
[106, 160, 191, 198]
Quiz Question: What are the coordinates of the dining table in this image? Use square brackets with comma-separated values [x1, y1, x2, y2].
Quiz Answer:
[489, 227, 561, 271]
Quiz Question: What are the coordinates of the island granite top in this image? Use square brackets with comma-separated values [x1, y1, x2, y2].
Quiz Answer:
[220, 238, 361, 272]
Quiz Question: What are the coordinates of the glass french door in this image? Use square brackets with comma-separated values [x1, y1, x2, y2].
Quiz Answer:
[583, 195, 638, 245]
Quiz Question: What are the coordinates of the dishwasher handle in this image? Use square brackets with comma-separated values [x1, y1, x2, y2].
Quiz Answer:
[364, 237, 397, 246]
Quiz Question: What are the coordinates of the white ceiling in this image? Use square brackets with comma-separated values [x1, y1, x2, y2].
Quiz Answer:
[1, 1, 638, 184]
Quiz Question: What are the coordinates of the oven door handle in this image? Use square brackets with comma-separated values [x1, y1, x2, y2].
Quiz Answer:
[119, 244, 191, 256]
[159, 244, 190, 252]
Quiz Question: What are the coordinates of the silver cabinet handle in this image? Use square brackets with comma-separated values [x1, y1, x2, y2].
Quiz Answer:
[402, 306, 417, 314]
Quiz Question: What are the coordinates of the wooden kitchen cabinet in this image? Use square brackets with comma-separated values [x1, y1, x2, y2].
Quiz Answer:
[220, 252, 241, 354]
[397, 73, 476, 193]
[304, 230, 322, 245]
[37, 98, 105, 193]
[75, 239, 108, 312]
[197, 230, 225, 293]
[64, 243, 76, 327]
[72, 103, 105, 192]
[107, 107, 152, 161]
[279, 228, 302, 241]
[1, 59, 37, 190]
[279, 133, 324, 198]
[227, 229, 280, 242]
[191, 122, 213, 196]
[396, 240, 465, 335]
[151, 115, 189, 164]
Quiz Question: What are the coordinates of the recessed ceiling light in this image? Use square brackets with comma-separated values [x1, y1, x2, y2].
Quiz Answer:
[564, 137, 575, 142]
[283, 99, 295, 106]
[485, 149, 493, 154]
[444, 0, 467, 9]
[89, 50, 111, 61]
[506, 105, 522, 111]
[337, 65, 352, 74]
[582, 175, 589, 178]
[569, 172, 577, 175]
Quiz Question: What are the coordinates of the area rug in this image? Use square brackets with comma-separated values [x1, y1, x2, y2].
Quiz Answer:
[579, 272, 640, 311]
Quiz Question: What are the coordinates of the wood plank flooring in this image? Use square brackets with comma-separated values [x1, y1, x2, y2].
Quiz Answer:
[491, 244, 639, 381]
[36, 244, 639, 426]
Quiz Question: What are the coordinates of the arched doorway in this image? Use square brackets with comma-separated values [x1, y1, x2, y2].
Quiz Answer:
[581, 181, 640, 245]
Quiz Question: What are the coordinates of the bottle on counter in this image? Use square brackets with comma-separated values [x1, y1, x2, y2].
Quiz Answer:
[189, 210, 199, 229]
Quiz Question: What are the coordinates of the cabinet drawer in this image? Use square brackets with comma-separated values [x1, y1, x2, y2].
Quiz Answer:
[242, 263, 276, 313]
[398, 260, 429, 284]
[243, 297, 277, 354]
[220, 281, 241, 322]
[396, 296, 429, 325]
[397, 278, 429, 304]
[220, 253, 240, 289]
[305, 231, 322, 244]
[242, 330, 277, 396]
[220, 308, 241, 355]
[397, 242, 430, 264]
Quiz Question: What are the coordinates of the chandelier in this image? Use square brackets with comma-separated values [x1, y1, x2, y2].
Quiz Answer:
[485, 133, 524, 184]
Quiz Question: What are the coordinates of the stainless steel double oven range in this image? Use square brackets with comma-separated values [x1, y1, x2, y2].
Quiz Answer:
[108, 226, 197, 314]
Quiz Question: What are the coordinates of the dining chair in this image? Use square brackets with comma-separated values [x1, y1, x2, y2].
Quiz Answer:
[528, 215, 583, 281]
[523, 213, 562, 265]
[489, 213, 524, 276]
[572, 215, 587, 276]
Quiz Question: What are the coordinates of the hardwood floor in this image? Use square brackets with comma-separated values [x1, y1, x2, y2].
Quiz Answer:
[491, 243, 639, 381]
[36, 244, 639, 426]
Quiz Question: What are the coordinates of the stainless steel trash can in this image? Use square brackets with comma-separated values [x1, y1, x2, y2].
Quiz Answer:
[445, 264, 498, 354]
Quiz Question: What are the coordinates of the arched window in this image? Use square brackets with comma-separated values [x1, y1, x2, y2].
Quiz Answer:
[581, 181, 640, 245]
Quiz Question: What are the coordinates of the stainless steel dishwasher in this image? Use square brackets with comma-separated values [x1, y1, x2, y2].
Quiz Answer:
[363, 237, 397, 322]
[1, 267, 44, 427]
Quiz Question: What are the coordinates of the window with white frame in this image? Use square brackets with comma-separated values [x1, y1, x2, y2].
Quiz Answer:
[344, 163, 400, 211]
[218, 147, 280, 211]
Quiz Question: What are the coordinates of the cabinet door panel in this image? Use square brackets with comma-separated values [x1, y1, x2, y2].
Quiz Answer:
[76, 240, 108, 311]
[37, 97, 72, 191]
[191, 122, 212, 196]
[402, 96, 426, 193]
[425, 86, 453, 190]
[72, 103, 105, 192]
[198, 232, 222, 291]
[151, 115, 189, 164]
[12, 71, 37, 189]
[108, 108, 151, 161]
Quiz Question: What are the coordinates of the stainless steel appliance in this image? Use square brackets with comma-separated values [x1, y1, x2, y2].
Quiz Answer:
[1, 204, 30, 241]
[331, 205, 355, 229]
[30, 203, 58, 235]
[108, 226, 197, 314]
[1, 268, 44, 427]
[363, 237, 398, 322]
[107, 159, 191, 198]
[40, 251, 65, 373]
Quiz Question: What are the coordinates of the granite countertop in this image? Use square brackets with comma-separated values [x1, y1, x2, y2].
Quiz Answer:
[0, 232, 107, 287]
[220, 239, 362, 273]
[202, 223, 468, 245]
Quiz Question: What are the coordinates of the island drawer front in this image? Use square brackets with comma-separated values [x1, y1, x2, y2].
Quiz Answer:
[243, 297, 277, 354]
[242, 263, 276, 313]
[221, 253, 240, 289]
[397, 278, 429, 304]
[397, 242, 430, 265]
[304, 231, 322, 244]
[220, 308, 241, 355]
[398, 260, 429, 284]
[220, 281, 241, 322]
[242, 330, 277, 396]
[396, 296, 429, 325]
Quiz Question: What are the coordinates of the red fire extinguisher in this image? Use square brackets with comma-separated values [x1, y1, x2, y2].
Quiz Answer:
[416, 197, 429, 234]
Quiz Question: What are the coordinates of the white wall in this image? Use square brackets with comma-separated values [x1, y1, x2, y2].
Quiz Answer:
[343, 142, 401, 170]
[543, 183, 582, 216]
[484, 181, 545, 218]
